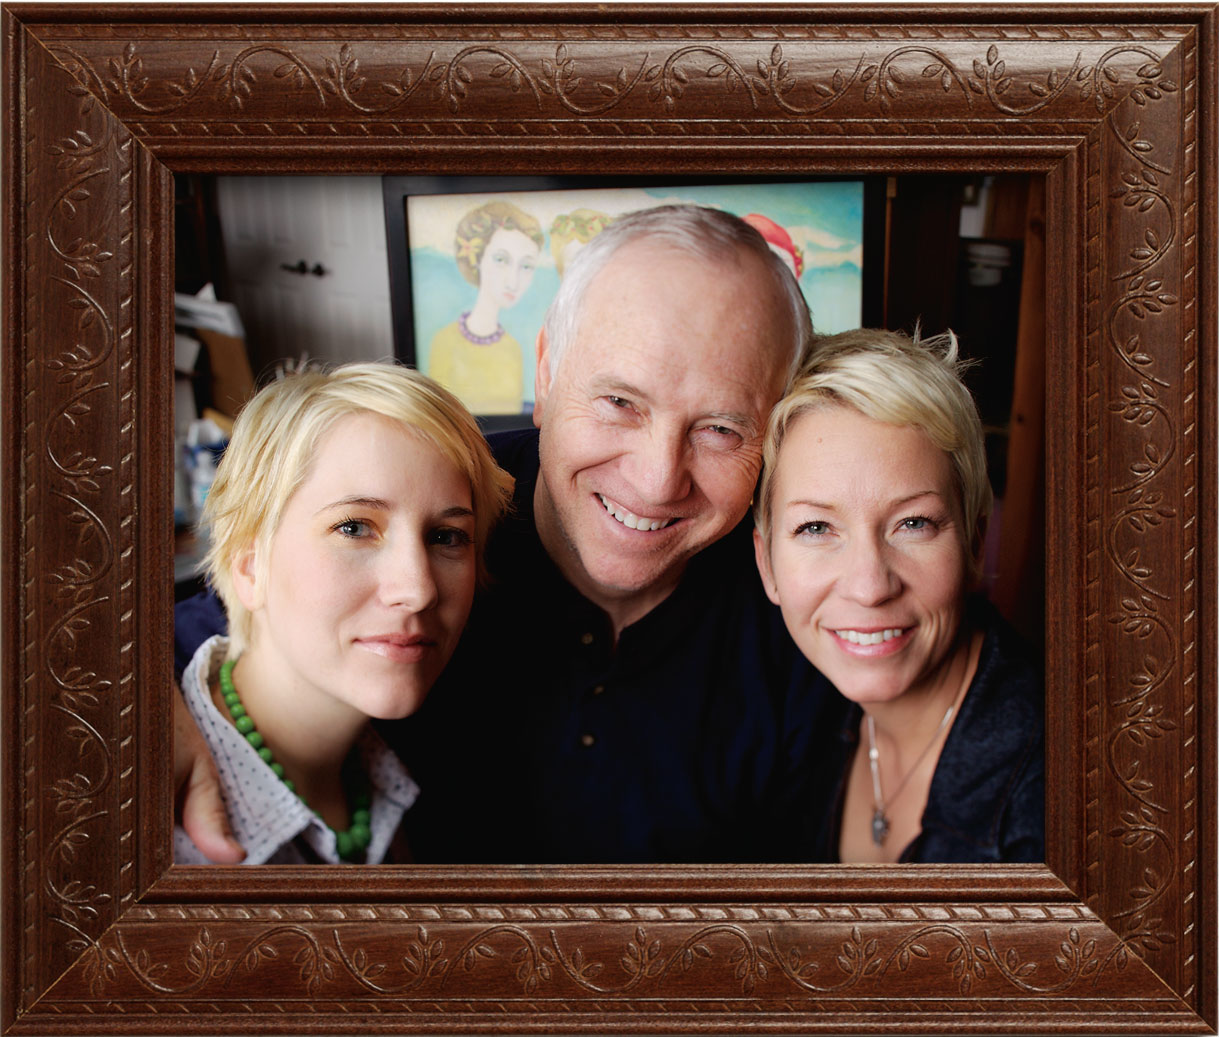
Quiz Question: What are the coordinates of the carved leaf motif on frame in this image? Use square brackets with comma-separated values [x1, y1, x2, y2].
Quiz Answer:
[32, 49, 136, 982]
[40, 34, 1188, 134]
[63, 908, 1138, 1006]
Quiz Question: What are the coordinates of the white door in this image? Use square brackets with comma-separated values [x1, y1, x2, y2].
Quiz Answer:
[216, 176, 394, 375]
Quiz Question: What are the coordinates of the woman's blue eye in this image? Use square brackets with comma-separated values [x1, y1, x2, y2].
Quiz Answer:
[902, 516, 931, 531]
[334, 518, 371, 538]
[797, 520, 829, 536]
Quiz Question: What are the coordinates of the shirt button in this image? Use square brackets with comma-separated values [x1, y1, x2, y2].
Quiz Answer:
[580, 733, 595, 748]
[592, 684, 605, 696]
[580, 632, 594, 646]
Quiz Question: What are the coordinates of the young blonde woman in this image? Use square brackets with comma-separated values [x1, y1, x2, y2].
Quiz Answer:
[174, 362, 512, 864]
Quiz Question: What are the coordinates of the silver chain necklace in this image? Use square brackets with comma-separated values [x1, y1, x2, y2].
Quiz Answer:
[866, 705, 956, 847]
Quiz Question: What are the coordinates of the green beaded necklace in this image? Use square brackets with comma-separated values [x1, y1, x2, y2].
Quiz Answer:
[218, 658, 373, 862]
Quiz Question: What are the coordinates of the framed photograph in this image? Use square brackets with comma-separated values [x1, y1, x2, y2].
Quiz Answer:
[2, 5, 1214, 1035]
[385, 176, 870, 429]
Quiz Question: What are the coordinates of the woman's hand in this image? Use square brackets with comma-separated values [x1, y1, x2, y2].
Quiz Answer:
[175, 686, 246, 863]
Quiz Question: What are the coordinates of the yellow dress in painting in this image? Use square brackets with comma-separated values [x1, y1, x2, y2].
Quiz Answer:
[428, 321, 524, 416]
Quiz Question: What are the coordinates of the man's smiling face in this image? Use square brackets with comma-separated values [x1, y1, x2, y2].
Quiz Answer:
[531, 239, 795, 628]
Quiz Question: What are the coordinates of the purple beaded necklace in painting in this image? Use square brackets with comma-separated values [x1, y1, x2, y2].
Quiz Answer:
[458, 310, 505, 345]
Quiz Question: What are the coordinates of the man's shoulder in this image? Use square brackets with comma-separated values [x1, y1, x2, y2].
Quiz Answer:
[487, 426, 539, 476]
[470, 426, 559, 604]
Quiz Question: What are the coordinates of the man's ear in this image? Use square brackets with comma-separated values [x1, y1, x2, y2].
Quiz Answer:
[753, 527, 781, 606]
[532, 327, 552, 430]
[231, 543, 263, 611]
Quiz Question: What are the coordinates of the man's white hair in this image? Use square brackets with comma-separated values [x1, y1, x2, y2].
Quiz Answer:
[541, 204, 813, 388]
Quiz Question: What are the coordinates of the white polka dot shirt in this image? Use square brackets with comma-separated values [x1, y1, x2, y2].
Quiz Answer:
[174, 636, 420, 865]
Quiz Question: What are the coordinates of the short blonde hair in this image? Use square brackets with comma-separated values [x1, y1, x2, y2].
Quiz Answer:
[755, 328, 992, 573]
[454, 200, 544, 286]
[201, 362, 514, 657]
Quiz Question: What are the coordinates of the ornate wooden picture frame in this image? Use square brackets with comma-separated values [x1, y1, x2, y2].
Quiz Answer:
[2, 4, 1215, 1033]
